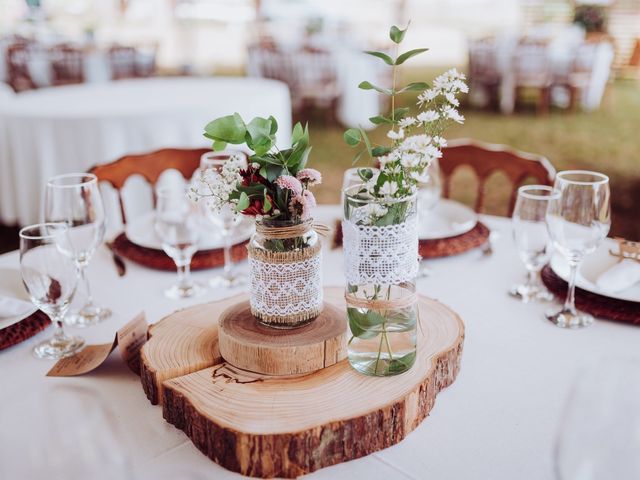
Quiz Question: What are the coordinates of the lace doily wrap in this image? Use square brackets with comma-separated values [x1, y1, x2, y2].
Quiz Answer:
[248, 242, 323, 327]
[342, 219, 419, 286]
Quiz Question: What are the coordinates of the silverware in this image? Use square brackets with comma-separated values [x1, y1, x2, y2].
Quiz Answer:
[105, 241, 126, 277]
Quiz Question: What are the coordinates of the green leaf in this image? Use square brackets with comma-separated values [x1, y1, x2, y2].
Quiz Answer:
[359, 127, 372, 156]
[268, 115, 278, 135]
[363, 50, 394, 66]
[246, 117, 274, 155]
[212, 140, 227, 151]
[395, 48, 429, 65]
[291, 122, 304, 144]
[358, 168, 375, 181]
[397, 81, 429, 93]
[347, 308, 384, 339]
[263, 189, 272, 212]
[343, 128, 362, 146]
[369, 115, 393, 125]
[253, 154, 285, 167]
[358, 81, 392, 95]
[389, 24, 408, 44]
[388, 351, 416, 373]
[259, 166, 268, 178]
[204, 113, 246, 144]
[371, 146, 392, 157]
[393, 107, 410, 119]
[236, 191, 250, 211]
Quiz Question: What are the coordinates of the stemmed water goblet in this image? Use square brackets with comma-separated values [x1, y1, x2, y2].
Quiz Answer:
[509, 185, 558, 303]
[199, 151, 248, 288]
[154, 185, 204, 299]
[417, 158, 442, 221]
[545, 170, 610, 328]
[45, 173, 111, 327]
[19, 223, 84, 359]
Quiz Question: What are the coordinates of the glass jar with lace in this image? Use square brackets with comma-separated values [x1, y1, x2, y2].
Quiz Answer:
[248, 218, 323, 328]
[342, 186, 418, 376]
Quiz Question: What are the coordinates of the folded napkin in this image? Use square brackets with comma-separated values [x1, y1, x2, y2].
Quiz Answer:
[595, 260, 640, 293]
[0, 295, 34, 319]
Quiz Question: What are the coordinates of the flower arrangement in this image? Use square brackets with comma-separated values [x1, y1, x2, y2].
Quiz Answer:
[343, 23, 467, 224]
[342, 23, 468, 376]
[192, 114, 321, 225]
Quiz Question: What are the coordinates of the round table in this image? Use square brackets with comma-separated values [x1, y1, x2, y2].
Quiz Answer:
[1, 206, 639, 479]
[0, 77, 292, 226]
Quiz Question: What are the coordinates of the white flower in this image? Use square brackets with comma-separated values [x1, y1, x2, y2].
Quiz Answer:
[432, 136, 447, 148]
[365, 203, 388, 218]
[444, 91, 460, 106]
[417, 88, 438, 105]
[400, 152, 421, 168]
[409, 169, 431, 183]
[379, 180, 399, 196]
[384, 163, 403, 174]
[398, 117, 417, 128]
[387, 128, 405, 140]
[442, 105, 465, 124]
[417, 110, 439, 124]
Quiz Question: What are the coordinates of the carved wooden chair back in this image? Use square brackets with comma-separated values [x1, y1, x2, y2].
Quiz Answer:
[439, 139, 556, 216]
[108, 45, 137, 80]
[50, 44, 85, 86]
[6, 40, 36, 91]
[89, 148, 210, 224]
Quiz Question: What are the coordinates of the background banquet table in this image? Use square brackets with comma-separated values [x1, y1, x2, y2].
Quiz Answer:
[0, 77, 292, 226]
[1, 205, 639, 479]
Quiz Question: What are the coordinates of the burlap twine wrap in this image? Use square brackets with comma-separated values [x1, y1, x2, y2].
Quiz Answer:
[248, 220, 325, 327]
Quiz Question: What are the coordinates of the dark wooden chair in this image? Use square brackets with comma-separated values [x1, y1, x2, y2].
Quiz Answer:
[6, 40, 36, 92]
[89, 147, 210, 223]
[439, 139, 556, 216]
[108, 45, 137, 80]
[50, 44, 85, 86]
[468, 37, 501, 110]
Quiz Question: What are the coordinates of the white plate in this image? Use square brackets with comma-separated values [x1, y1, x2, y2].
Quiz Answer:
[0, 268, 37, 330]
[125, 212, 254, 251]
[418, 199, 478, 240]
[550, 238, 640, 303]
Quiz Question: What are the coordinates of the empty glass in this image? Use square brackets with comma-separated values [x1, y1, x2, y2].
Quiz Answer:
[154, 186, 204, 299]
[200, 151, 248, 288]
[19, 223, 84, 359]
[510, 185, 558, 302]
[554, 359, 640, 479]
[545, 170, 610, 328]
[45, 173, 111, 327]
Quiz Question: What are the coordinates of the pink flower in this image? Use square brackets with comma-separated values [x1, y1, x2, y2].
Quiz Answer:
[289, 193, 313, 220]
[296, 168, 322, 186]
[275, 175, 302, 195]
[302, 189, 316, 208]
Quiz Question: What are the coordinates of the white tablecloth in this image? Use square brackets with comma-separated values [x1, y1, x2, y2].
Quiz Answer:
[0, 77, 292, 226]
[1, 206, 639, 479]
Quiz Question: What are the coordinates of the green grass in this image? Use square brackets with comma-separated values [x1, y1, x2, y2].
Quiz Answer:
[305, 68, 640, 239]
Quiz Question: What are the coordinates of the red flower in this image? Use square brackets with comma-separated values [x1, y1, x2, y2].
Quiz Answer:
[240, 165, 268, 187]
[242, 195, 274, 216]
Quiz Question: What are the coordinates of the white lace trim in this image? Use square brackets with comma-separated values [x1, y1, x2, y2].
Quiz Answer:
[249, 251, 323, 320]
[342, 219, 418, 285]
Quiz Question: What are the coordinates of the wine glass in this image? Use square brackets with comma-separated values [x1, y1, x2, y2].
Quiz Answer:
[154, 185, 204, 299]
[554, 358, 640, 479]
[19, 223, 84, 359]
[545, 170, 610, 328]
[417, 158, 442, 221]
[45, 173, 111, 327]
[199, 151, 248, 288]
[509, 185, 558, 303]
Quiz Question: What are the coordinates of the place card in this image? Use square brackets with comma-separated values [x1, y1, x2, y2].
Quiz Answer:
[47, 312, 147, 377]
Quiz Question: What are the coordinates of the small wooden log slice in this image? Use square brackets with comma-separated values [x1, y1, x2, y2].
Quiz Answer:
[140, 288, 465, 478]
[218, 301, 347, 375]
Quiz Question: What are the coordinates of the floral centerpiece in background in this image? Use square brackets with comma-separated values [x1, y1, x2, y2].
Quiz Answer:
[192, 115, 324, 328]
[342, 23, 467, 376]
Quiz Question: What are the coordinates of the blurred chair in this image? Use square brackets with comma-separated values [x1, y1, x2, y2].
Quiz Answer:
[468, 38, 501, 110]
[89, 148, 210, 224]
[249, 44, 340, 124]
[108, 45, 137, 80]
[134, 45, 157, 77]
[512, 39, 553, 114]
[440, 139, 556, 216]
[50, 44, 85, 86]
[6, 40, 36, 92]
[554, 42, 598, 111]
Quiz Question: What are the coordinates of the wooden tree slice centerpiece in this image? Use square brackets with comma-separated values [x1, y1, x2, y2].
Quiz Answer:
[140, 288, 465, 478]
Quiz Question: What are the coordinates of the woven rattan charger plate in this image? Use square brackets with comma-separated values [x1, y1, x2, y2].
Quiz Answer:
[111, 233, 249, 271]
[0, 311, 51, 350]
[541, 265, 640, 326]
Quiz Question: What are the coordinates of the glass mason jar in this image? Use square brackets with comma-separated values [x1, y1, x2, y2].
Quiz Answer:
[343, 186, 419, 376]
[248, 218, 323, 329]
